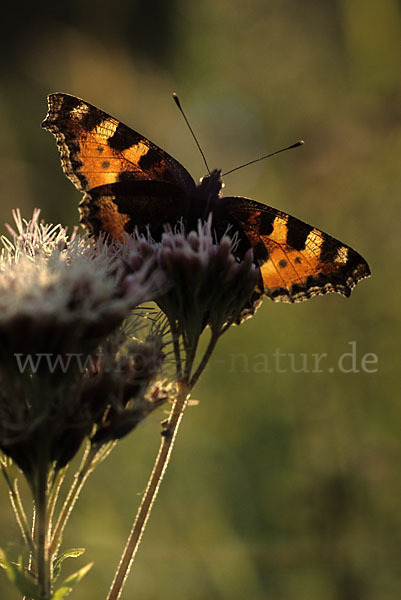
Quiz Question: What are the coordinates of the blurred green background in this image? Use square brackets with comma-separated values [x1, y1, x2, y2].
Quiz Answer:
[1, 1, 400, 599]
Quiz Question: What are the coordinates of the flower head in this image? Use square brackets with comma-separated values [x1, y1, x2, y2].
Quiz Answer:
[0, 211, 167, 481]
[0, 210, 160, 362]
[119, 216, 260, 345]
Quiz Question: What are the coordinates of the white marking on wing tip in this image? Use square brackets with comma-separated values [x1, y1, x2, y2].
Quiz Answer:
[72, 104, 90, 119]
[334, 246, 349, 264]
[305, 228, 324, 252]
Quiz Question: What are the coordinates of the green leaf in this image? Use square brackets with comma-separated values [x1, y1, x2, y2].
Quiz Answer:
[0, 548, 40, 598]
[51, 561, 93, 600]
[52, 548, 85, 582]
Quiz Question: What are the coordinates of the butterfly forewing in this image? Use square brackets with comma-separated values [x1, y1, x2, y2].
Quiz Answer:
[224, 197, 370, 302]
[42, 93, 196, 194]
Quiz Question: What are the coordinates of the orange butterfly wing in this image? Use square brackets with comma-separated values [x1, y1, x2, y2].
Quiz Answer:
[225, 197, 370, 302]
[42, 93, 196, 238]
[42, 93, 196, 193]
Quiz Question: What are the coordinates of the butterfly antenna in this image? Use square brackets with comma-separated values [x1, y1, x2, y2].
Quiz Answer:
[173, 93, 211, 174]
[222, 140, 304, 177]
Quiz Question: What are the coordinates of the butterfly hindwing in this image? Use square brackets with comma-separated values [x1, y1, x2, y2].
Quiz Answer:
[80, 180, 190, 238]
[42, 93, 196, 195]
[224, 197, 370, 302]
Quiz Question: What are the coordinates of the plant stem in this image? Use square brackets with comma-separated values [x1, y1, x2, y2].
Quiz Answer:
[36, 462, 50, 599]
[1, 464, 34, 552]
[49, 444, 90, 556]
[48, 467, 67, 538]
[190, 331, 219, 388]
[107, 380, 190, 600]
[50, 442, 114, 556]
[173, 336, 182, 377]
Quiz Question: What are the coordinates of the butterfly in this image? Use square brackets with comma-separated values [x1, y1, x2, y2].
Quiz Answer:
[42, 93, 370, 308]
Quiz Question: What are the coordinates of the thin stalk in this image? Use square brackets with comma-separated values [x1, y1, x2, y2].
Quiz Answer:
[49, 444, 91, 556]
[35, 462, 51, 599]
[168, 318, 182, 379]
[183, 332, 200, 381]
[107, 380, 190, 600]
[189, 331, 219, 388]
[50, 442, 115, 556]
[1, 465, 34, 552]
[22, 507, 37, 600]
[48, 467, 67, 536]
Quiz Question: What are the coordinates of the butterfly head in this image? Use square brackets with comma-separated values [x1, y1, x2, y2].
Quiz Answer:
[197, 169, 224, 201]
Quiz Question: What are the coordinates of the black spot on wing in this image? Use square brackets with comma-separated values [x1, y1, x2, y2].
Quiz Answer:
[108, 123, 142, 151]
[286, 216, 312, 251]
[80, 109, 106, 133]
[319, 236, 338, 263]
[258, 211, 275, 236]
[102, 160, 110, 169]
[138, 148, 161, 170]
[59, 94, 81, 113]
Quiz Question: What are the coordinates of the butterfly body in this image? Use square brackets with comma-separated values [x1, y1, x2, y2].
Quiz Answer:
[42, 93, 370, 304]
